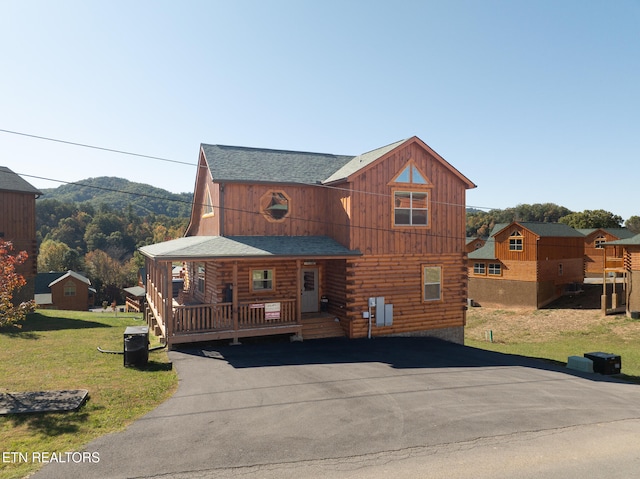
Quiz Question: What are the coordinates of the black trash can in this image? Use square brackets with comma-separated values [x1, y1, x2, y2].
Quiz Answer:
[584, 352, 621, 375]
[124, 326, 149, 367]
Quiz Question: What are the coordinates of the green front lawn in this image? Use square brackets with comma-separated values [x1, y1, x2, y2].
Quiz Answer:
[0, 310, 177, 479]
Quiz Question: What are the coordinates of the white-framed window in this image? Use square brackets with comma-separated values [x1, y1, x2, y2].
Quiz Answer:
[488, 263, 501, 275]
[252, 269, 274, 291]
[474, 263, 486, 275]
[422, 266, 442, 302]
[509, 230, 523, 251]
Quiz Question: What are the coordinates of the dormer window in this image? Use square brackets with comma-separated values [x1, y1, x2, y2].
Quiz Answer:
[509, 230, 523, 251]
[260, 190, 290, 222]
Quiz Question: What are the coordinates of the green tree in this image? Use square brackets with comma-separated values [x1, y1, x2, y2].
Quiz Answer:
[559, 209, 623, 229]
[625, 216, 640, 234]
[38, 239, 71, 272]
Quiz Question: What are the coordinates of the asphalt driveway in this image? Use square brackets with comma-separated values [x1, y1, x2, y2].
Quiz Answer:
[34, 337, 640, 478]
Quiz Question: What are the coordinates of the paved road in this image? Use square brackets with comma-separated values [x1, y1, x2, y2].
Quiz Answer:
[33, 337, 640, 478]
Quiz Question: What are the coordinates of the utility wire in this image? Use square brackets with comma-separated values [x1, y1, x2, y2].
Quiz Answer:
[2, 128, 612, 249]
[0, 127, 491, 211]
[0, 128, 197, 167]
[2, 169, 595, 251]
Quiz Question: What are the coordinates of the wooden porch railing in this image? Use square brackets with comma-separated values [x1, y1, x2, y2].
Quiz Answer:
[605, 257, 624, 270]
[173, 302, 234, 333]
[171, 299, 298, 336]
[238, 300, 297, 329]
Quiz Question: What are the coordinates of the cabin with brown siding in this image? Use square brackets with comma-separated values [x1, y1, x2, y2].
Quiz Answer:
[577, 228, 635, 277]
[0, 166, 41, 303]
[601, 234, 640, 317]
[140, 137, 476, 347]
[468, 222, 585, 308]
[35, 271, 95, 311]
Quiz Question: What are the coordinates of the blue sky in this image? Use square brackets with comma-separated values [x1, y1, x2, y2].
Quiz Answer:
[1, 0, 638, 220]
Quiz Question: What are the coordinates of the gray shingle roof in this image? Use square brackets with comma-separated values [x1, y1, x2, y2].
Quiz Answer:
[49, 270, 91, 287]
[494, 222, 584, 238]
[576, 228, 636, 240]
[200, 144, 354, 184]
[468, 239, 497, 260]
[139, 236, 361, 260]
[324, 139, 408, 183]
[603, 233, 640, 246]
[0, 167, 42, 195]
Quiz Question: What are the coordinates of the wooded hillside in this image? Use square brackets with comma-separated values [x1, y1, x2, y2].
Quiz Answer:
[39, 176, 193, 217]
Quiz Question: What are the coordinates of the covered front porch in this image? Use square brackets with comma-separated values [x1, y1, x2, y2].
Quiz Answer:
[601, 237, 640, 317]
[139, 235, 360, 347]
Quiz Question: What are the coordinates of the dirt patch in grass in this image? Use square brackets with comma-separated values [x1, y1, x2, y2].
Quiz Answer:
[467, 307, 607, 343]
[467, 284, 615, 344]
[466, 283, 640, 379]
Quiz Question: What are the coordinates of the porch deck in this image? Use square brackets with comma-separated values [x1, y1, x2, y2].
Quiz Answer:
[146, 297, 346, 346]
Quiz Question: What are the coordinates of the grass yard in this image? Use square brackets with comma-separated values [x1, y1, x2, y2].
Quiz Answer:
[465, 293, 640, 381]
[0, 310, 178, 479]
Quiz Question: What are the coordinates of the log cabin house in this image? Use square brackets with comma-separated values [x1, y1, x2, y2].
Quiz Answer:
[140, 137, 476, 348]
[34, 271, 95, 311]
[0, 166, 41, 303]
[468, 221, 585, 308]
[577, 228, 635, 278]
[601, 234, 640, 317]
[465, 236, 486, 253]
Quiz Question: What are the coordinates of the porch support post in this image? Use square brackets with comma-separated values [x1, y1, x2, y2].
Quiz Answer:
[601, 265, 607, 315]
[164, 261, 173, 348]
[231, 261, 240, 345]
[292, 259, 303, 342]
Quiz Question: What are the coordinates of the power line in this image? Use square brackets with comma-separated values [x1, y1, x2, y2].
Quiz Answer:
[3, 170, 601, 251]
[0, 127, 491, 211]
[0, 128, 197, 167]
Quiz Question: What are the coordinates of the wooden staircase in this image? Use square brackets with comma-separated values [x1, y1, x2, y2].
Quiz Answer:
[301, 314, 346, 340]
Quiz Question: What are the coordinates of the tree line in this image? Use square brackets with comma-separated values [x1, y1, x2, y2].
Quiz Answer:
[466, 203, 640, 237]
[36, 199, 188, 305]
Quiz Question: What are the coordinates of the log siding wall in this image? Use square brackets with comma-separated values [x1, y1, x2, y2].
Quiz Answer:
[345, 253, 467, 338]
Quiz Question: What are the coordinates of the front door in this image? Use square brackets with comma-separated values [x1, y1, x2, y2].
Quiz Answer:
[301, 268, 319, 313]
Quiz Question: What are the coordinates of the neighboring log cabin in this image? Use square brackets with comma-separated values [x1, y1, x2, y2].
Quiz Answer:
[140, 137, 476, 347]
[601, 234, 640, 317]
[34, 271, 95, 311]
[577, 228, 635, 278]
[0, 166, 41, 303]
[468, 221, 585, 308]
